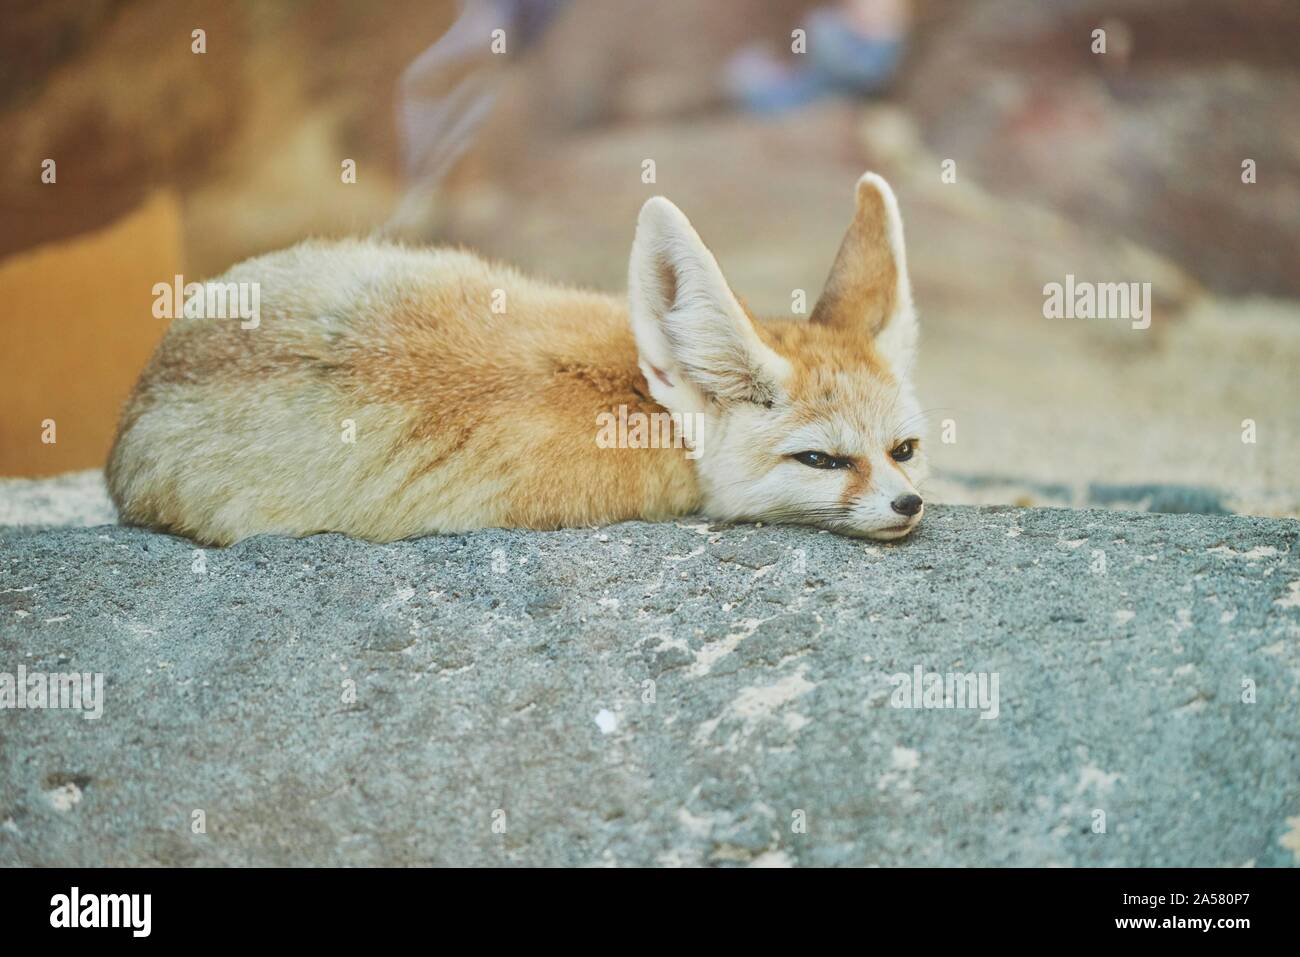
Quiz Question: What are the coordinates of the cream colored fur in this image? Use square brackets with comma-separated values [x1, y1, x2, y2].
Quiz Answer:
[108, 173, 927, 545]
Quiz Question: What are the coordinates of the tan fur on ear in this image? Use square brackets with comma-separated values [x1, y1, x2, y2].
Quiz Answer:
[811, 173, 903, 334]
[810, 172, 917, 373]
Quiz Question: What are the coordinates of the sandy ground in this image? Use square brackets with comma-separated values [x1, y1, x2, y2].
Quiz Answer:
[918, 295, 1300, 518]
[0, 471, 116, 528]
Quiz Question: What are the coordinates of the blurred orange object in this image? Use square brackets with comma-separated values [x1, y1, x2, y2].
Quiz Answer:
[0, 191, 181, 477]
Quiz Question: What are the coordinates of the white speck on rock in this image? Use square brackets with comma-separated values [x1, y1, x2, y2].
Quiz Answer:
[892, 746, 920, 771]
[45, 783, 82, 812]
[1209, 544, 1279, 560]
[783, 712, 810, 733]
[749, 849, 794, 868]
[595, 709, 618, 734]
[381, 587, 415, 609]
[687, 617, 768, 678]
[1274, 580, 1300, 609]
[676, 807, 713, 838]
[651, 633, 689, 654]
[1076, 764, 1121, 794]
[1280, 816, 1300, 862]
[693, 666, 816, 749]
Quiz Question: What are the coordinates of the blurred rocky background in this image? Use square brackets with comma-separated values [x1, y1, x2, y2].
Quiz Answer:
[1, 0, 1297, 519]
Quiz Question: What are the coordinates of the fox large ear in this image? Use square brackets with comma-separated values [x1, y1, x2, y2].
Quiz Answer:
[628, 196, 790, 412]
[810, 173, 917, 375]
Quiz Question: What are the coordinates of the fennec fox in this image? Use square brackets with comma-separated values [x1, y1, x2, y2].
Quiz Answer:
[108, 173, 927, 546]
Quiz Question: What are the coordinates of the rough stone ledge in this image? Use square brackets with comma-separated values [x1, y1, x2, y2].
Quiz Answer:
[1, 505, 1298, 866]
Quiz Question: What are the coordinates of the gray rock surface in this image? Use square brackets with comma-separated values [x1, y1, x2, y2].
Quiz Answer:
[1, 505, 1298, 866]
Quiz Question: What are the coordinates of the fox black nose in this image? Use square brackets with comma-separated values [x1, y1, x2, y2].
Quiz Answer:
[891, 494, 923, 517]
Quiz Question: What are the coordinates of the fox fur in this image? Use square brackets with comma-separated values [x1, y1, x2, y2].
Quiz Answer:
[107, 172, 927, 545]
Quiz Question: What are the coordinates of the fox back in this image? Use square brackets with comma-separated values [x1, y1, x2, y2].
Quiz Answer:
[107, 173, 928, 545]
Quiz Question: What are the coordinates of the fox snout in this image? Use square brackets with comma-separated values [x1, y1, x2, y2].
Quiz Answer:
[877, 494, 925, 539]
[892, 494, 923, 517]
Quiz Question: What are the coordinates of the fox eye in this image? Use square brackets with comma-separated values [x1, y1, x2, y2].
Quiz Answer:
[792, 450, 851, 470]
[891, 440, 916, 462]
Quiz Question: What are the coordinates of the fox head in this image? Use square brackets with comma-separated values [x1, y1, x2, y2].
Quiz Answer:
[628, 173, 928, 540]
